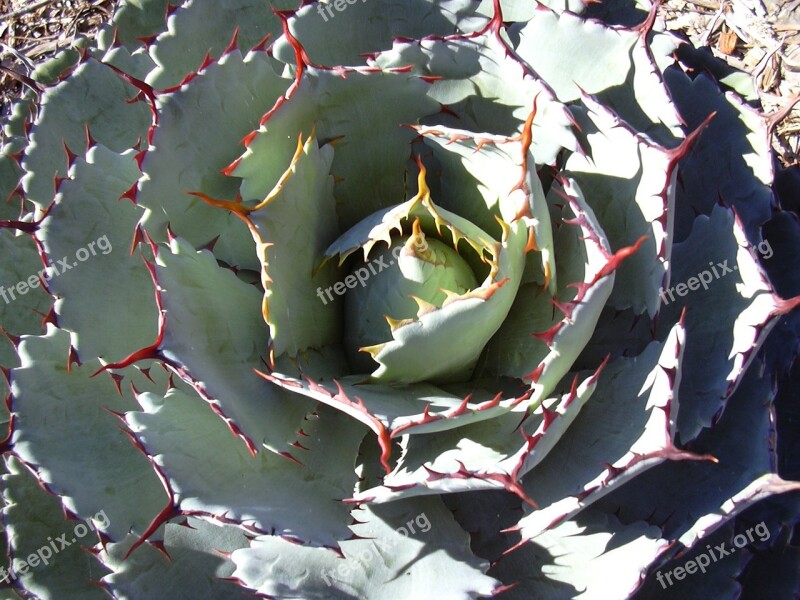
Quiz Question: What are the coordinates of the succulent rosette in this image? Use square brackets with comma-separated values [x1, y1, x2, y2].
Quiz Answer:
[1, 0, 799, 598]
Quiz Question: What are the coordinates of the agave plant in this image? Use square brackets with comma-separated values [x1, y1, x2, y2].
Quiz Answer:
[1, 0, 799, 597]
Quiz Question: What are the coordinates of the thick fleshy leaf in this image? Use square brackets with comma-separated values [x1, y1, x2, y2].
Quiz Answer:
[230, 496, 500, 599]
[495, 508, 668, 599]
[138, 48, 293, 270]
[417, 124, 557, 293]
[262, 374, 525, 444]
[2, 91, 36, 140]
[633, 523, 751, 599]
[517, 322, 705, 541]
[97, 0, 171, 51]
[594, 359, 800, 552]
[153, 237, 313, 453]
[0, 151, 24, 221]
[573, 306, 655, 372]
[513, 6, 682, 142]
[99, 518, 253, 599]
[657, 204, 790, 442]
[29, 48, 84, 86]
[273, 0, 489, 67]
[1, 456, 109, 600]
[0, 227, 48, 406]
[374, 32, 577, 163]
[668, 33, 758, 101]
[22, 58, 151, 210]
[37, 145, 157, 361]
[352, 366, 601, 503]
[234, 68, 440, 229]
[664, 71, 773, 242]
[126, 388, 364, 546]
[322, 172, 496, 268]
[566, 95, 685, 316]
[442, 487, 522, 565]
[477, 0, 588, 19]
[98, 44, 159, 81]
[736, 533, 800, 600]
[145, 0, 292, 89]
[10, 328, 167, 541]
[0, 229, 50, 358]
[478, 178, 615, 401]
[226, 133, 341, 357]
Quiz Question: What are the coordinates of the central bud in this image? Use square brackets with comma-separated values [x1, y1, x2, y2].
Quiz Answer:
[344, 220, 478, 373]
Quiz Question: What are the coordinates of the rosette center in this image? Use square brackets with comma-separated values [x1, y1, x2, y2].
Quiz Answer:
[344, 219, 478, 373]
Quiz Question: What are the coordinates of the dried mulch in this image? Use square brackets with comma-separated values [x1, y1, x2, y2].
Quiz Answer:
[663, 0, 800, 164]
[1, 0, 799, 164]
[1, 1, 113, 113]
